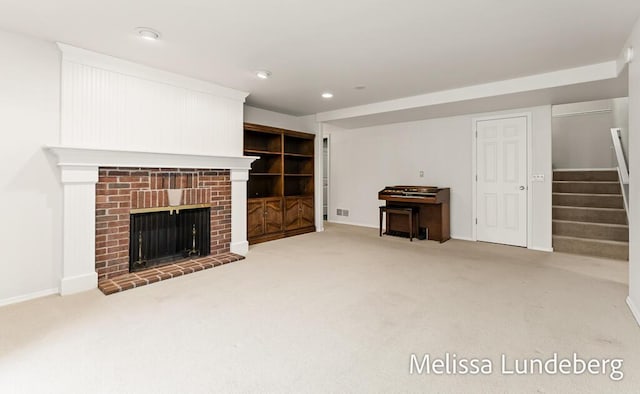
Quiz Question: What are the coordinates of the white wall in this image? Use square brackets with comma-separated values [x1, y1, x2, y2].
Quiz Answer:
[244, 105, 311, 132]
[626, 17, 640, 325]
[0, 30, 62, 304]
[325, 105, 552, 251]
[612, 97, 630, 162]
[552, 104, 616, 169]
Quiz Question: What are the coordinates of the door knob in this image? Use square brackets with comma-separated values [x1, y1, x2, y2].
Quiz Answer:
[519, 186, 525, 190]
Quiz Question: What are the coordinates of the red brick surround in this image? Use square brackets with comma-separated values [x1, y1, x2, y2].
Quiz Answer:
[98, 253, 244, 295]
[95, 167, 231, 281]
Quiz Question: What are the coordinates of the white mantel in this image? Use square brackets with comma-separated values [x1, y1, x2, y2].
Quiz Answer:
[47, 146, 256, 295]
[48, 146, 257, 169]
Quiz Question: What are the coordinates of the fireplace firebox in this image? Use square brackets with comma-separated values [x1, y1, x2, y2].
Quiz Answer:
[129, 207, 211, 272]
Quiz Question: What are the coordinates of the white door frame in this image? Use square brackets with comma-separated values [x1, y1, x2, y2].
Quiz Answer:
[471, 112, 533, 248]
[322, 135, 331, 221]
[318, 123, 331, 228]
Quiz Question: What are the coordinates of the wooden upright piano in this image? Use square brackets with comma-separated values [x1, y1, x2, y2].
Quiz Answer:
[378, 186, 450, 243]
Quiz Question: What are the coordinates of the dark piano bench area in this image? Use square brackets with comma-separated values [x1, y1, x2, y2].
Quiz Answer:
[378, 185, 450, 243]
[379, 206, 420, 241]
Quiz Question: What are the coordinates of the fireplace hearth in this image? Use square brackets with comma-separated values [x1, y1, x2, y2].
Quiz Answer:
[95, 167, 236, 282]
[92, 166, 247, 295]
[129, 207, 211, 272]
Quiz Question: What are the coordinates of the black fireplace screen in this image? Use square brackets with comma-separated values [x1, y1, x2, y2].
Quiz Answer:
[129, 208, 211, 272]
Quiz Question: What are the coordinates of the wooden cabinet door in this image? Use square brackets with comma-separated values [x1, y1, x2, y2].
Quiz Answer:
[284, 198, 301, 231]
[300, 197, 314, 228]
[264, 198, 283, 234]
[247, 199, 265, 238]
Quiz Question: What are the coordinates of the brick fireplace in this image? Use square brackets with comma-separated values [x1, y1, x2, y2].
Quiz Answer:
[47, 147, 256, 296]
[96, 167, 233, 281]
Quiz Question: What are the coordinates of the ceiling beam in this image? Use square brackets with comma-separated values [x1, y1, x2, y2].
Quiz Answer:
[316, 61, 619, 123]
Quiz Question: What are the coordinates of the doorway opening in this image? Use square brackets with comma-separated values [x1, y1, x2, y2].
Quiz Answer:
[550, 98, 629, 260]
[323, 137, 329, 221]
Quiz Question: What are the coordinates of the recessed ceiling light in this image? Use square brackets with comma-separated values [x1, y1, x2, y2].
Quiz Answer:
[321, 92, 334, 99]
[256, 70, 272, 79]
[135, 27, 161, 41]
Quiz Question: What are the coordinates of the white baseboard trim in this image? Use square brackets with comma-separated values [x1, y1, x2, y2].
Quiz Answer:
[60, 272, 98, 295]
[553, 168, 616, 171]
[327, 219, 379, 229]
[328, 222, 478, 242]
[529, 246, 554, 252]
[627, 297, 640, 327]
[451, 236, 474, 242]
[0, 288, 59, 308]
[316, 226, 325, 232]
[231, 240, 249, 255]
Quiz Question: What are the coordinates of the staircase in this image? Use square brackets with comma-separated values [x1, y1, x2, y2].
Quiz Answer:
[552, 170, 628, 260]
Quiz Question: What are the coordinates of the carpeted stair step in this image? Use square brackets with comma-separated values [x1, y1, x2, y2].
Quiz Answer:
[553, 170, 618, 182]
[552, 220, 628, 242]
[552, 206, 627, 225]
[552, 193, 624, 209]
[552, 181, 621, 194]
[552, 235, 628, 260]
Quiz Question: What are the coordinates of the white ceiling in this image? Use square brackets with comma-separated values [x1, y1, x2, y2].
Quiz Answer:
[0, 0, 639, 116]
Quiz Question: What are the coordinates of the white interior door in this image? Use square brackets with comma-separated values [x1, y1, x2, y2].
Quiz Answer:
[476, 116, 528, 247]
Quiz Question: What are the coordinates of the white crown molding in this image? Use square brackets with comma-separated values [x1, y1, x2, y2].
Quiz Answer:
[47, 146, 257, 170]
[56, 42, 249, 102]
[316, 61, 618, 122]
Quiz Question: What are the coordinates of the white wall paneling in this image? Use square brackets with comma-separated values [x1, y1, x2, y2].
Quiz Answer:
[60, 43, 248, 156]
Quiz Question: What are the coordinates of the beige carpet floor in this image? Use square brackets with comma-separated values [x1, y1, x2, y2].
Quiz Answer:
[0, 223, 638, 393]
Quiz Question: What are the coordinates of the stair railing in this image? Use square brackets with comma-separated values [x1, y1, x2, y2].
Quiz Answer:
[611, 128, 629, 214]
